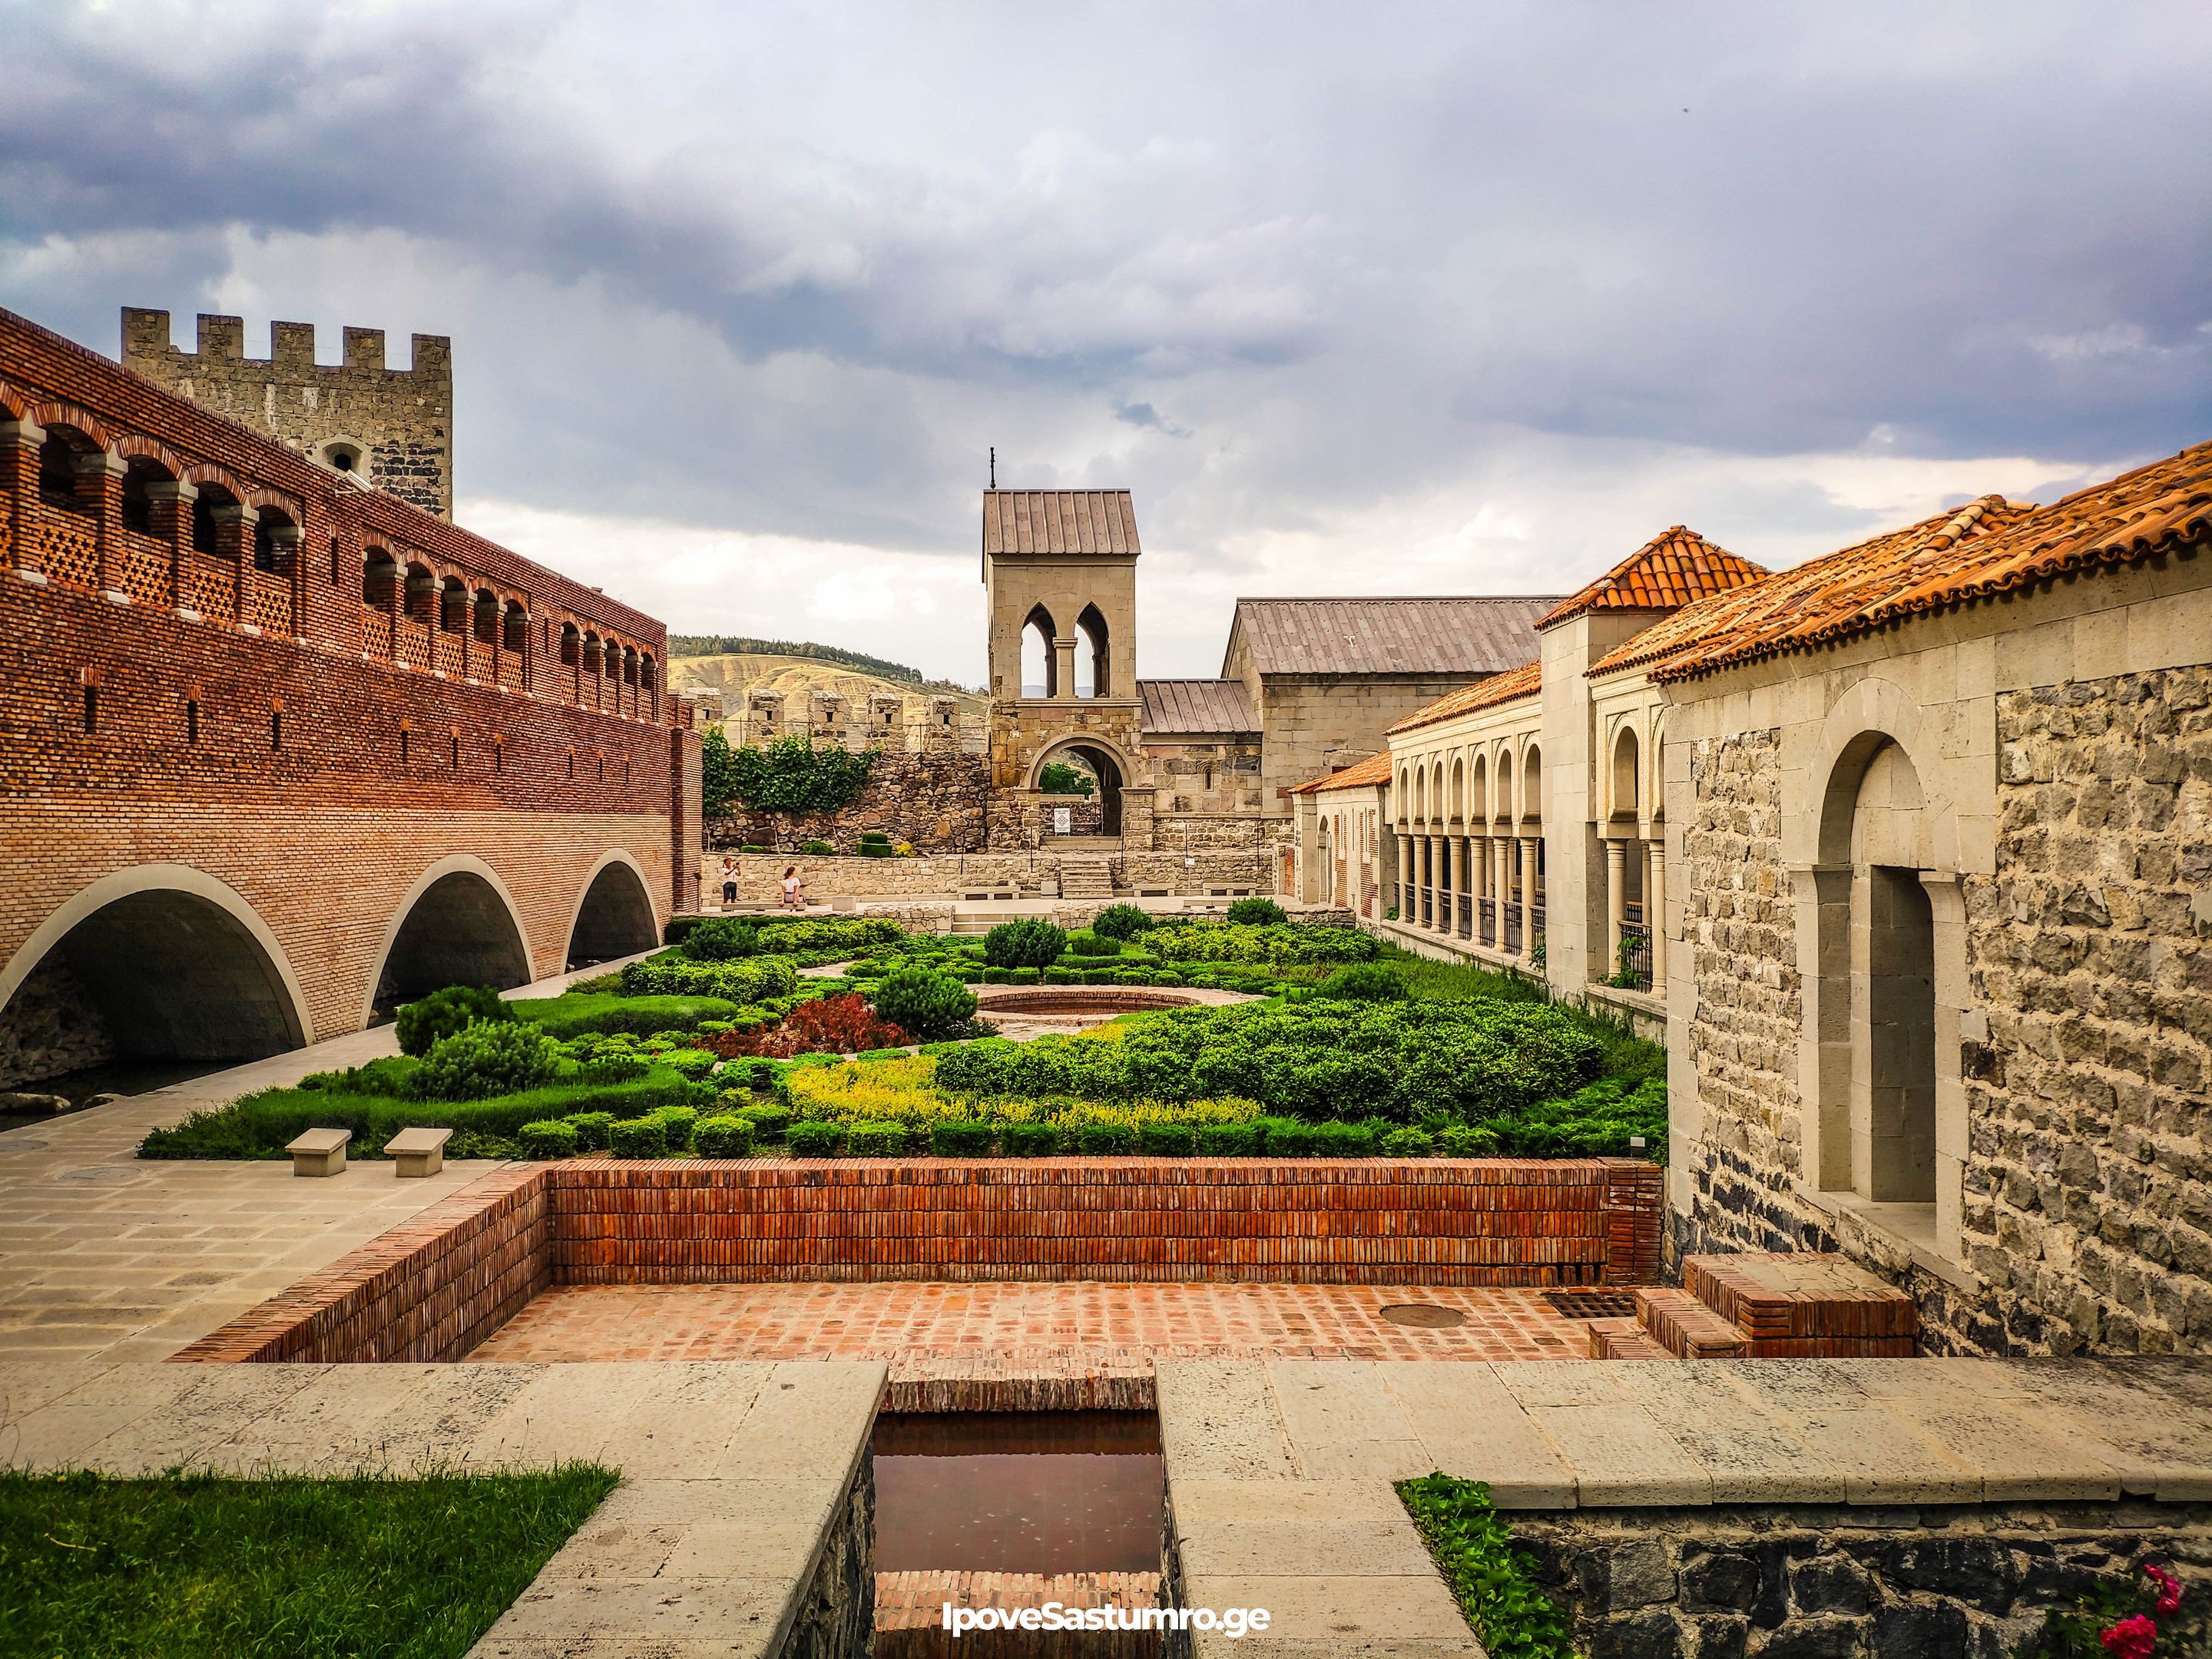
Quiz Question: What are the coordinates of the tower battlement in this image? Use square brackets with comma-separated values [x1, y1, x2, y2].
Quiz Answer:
[121, 307, 453, 519]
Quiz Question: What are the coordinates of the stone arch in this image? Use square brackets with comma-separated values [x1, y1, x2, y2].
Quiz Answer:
[1520, 743, 1543, 824]
[22, 399, 114, 451]
[1493, 750, 1515, 824]
[111, 432, 188, 475]
[180, 459, 248, 501]
[1075, 603, 1111, 697]
[0, 866, 313, 1073]
[1806, 677, 1944, 869]
[1028, 735, 1134, 836]
[1022, 604, 1058, 698]
[565, 850, 661, 969]
[1470, 752, 1488, 823]
[1609, 724, 1641, 823]
[363, 855, 534, 1023]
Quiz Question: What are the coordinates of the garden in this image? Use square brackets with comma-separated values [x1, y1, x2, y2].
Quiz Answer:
[137, 906, 1664, 1164]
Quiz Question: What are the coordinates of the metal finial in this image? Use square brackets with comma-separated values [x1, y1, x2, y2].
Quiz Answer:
[989, 446, 995, 489]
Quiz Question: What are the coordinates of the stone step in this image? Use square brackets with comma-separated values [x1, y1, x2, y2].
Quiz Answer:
[1585, 1316, 1676, 1361]
[1057, 858, 1116, 900]
[1683, 1252, 1919, 1356]
[1634, 1286, 1748, 1359]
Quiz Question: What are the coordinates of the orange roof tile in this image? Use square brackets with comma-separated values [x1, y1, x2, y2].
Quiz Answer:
[1385, 659, 1541, 737]
[1631, 439, 2212, 682]
[1289, 749, 1395, 795]
[1535, 526, 1768, 630]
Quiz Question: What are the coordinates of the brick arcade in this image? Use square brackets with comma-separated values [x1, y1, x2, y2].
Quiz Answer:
[0, 304, 703, 1088]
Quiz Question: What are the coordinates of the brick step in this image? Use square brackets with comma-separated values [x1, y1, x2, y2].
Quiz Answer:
[1586, 1316, 1676, 1360]
[1683, 1252, 1918, 1354]
[1634, 1286, 1748, 1359]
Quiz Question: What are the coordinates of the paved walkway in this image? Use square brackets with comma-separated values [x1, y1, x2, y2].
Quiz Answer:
[0, 955, 650, 1366]
[1157, 1355, 2212, 1656]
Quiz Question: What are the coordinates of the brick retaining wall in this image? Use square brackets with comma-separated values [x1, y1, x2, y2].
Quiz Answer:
[176, 1156, 1664, 1363]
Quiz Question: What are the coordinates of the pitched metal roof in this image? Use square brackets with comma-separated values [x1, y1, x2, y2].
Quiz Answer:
[1289, 749, 1396, 794]
[1386, 659, 1543, 735]
[981, 490, 1141, 559]
[1535, 526, 1768, 629]
[1137, 678, 1260, 734]
[1227, 595, 1560, 677]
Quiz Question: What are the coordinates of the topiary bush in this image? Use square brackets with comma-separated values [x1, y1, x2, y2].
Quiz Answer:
[1226, 896, 1288, 926]
[1261, 1118, 1317, 1157]
[608, 1116, 668, 1157]
[982, 918, 1066, 969]
[620, 955, 799, 1004]
[396, 985, 512, 1057]
[1313, 1121, 1377, 1157]
[786, 1120, 846, 1157]
[566, 1111, 615, 1151]
[1316, 962, 1409, 1002]
[1075, 1122, 1136, 1156]
[739, 1101, 792, 1137]
[1439, 1124, 1500, 1157]
[928, 1119, 995, 1157]
[680, 918, 762, 961]
[1090, 903, 1154, 941]
[649, 1105, 698, 1147]
[1195, 1121, 1260, 1157]
[800, 839, 836, 856]
[517, 1119, 579, 1160]
[1137, 1122, 1197, 1157]
[869, 964, 979, 1040]
[1065, 932, 1123, 958]
[1002, 1121, 1060, 1157]
[1381, 1126, 1435, 1157]
[845, 1120, 906, 1157]
[410, 1022, 559, 1102]
[692, 1114, 757, 1158]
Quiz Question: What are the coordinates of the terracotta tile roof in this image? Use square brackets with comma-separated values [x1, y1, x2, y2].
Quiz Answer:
[1227, 596, 1560, 677]
[982, 490, 1141, 558]
[1385, 659, 1542, 736]
[1535, 526, 1768, 629]
[1628, 439, 2212, 682]
[1290, 749, 1396, 794]
[1137, 678, 1260, 734]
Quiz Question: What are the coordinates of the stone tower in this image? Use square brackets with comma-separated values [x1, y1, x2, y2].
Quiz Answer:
[981, 488, 1152, 843]
[121, 308, 454, 519]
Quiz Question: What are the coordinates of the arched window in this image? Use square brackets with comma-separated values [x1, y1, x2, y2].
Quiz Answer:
[1022, 604, 1057, 697]
[583, 633, 604, 676]
[253, 508, 297, 575]
[363, 548, 401, 608]
[559, 622, 581, 667]
[403, 563, 436, 622]
[1075, 603, 1111, 697]
[474, 588, 500, 644]
[193, 483, 239, 555]
[502, 601, 528, 654]
[37, 426, 94, 514]
[1494, 753, 1515, 824]
[639, 654, 657, 694]
[440, 578, 470, 633]
[120, 456, 171, 535]
[622, 645, 638, 686]
[1521, 746, 1542, 824]
[1611, 727, 1641, 822]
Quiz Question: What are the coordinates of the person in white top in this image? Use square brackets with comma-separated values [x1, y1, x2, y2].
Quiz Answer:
[720, 856, 738, 909]
[780, 866, 803, 911]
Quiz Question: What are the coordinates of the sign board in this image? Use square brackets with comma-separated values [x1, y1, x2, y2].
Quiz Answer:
[1054, 806, 1073, 835]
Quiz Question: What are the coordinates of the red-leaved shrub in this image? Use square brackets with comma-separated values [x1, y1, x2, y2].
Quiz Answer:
[724, 993, 909, 1058]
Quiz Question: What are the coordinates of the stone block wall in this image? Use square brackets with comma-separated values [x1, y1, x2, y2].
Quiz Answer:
[707, 750, 993, 854]
[1511, 1500, 2212, 1659]
[774, 1453, 876, 1659]
[1144, 736, 1263, 816]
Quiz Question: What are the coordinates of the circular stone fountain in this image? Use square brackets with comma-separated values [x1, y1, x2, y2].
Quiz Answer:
[970, 984, 1220, 1038]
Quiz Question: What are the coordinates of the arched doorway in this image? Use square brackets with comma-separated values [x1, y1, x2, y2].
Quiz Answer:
[371, 866, 532, 1015]
[1036, 742, 1126, 836]
[567, 856, 659, 969]
[0, 874, 308, 1087]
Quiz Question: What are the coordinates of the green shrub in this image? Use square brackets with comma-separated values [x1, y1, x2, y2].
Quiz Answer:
[1381, 1127, 1435, 1157]
[1148, 922, 1379, 967]
[738, 1101, 792, 1137]
[1137, 1122, 1197, 1157]
[1317, 962, 1409, 1002]
[1439, 1124, 1500, 1157]
[608, 1116, 668, 1158]
[1066, 931, 1123, 958]
[649, 1104, 700, 1147]
[929, 1119, 996, 1157]
[1398, 1476, 1579, 1659]
[680, 918, 761, 960]
[1002, 1121, 1061, 1157]
[1090, 903, 1154, 941]
[411, 1022, 560, 1102]
[786, 1120, 846, 1157]
[566, 1111, 616, 1151]
[517, 1119, 579, 1160]
[578, 1051, 652, 1084]
[1042, 967, 1077, 985]
[982, 918, 1066, 969]
[514, 992, 742, 1038]
[619, 955, 798, 1004]
[1226, 896, 1288, 926]
[1313, 1121, 1377, 1157]
[1076, 1122, 1136, 1156]
[692, 1114, 757, 1158]
[1195, 1121, 1260, 1157]
[395, 985, 512, 1057]
[1262, 1118, 1317, 1157]
[800, 839, 836, 855]
[659, 1048, 718, 1081]
[869, 964, 978, 1039]
[845, 1120, 906, 1157]
[983, 968, 1012, 985]
[1009, 966, 1041, 985]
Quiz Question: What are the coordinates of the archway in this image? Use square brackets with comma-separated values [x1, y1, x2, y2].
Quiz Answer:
[369, 863, 532, 1016]
[566, 855, 659, 969]
[1075, 603, 1111, 697]
[0, 869, 308, 1084]
[1032, 740, 1127, 836]
[1022, 604, 1058, 697]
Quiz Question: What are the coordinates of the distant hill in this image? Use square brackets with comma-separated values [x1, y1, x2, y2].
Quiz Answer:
[668, 651, 989, 727]
[666, 635, 971, 694]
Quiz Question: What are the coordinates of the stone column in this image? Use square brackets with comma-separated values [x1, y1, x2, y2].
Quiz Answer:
[1492, 836, 1510, 946]
[78, 449, 124, 596]
[0, 417, 42, 578]
[1604, 837, 1627, 976]
[1427, 835, 1444, 930]
[1646, 837, 1667, 997]
[1051, 635, 1078, 700]
[1459, 836, 1475, 938]
[1520, 834, 1541, 962]
[146, 478, 194, 609]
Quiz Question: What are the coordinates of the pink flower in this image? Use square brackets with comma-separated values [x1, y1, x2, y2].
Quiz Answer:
[2143, 1563, 2184, 1618]
[2101, 1614, 2157, 1658]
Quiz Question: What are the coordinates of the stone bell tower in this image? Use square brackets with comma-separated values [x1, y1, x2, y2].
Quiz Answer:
[981, 488, 1152, 846]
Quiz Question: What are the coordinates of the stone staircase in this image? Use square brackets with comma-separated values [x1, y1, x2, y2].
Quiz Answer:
[1056, 857, 1115, 901]
[1586, 1252, 1919, 1361]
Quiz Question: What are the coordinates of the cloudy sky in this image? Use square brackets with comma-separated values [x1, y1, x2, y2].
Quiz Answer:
[5, 2, 2207, 681]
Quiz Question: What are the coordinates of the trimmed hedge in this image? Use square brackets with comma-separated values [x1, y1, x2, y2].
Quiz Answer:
[608, 1116, 667, 1157]
[517, 1119, 579, 1160]
[692, 1114, 757, 1158]
[786, 1121, 846, 1157]
[511, 992, 742, 1038]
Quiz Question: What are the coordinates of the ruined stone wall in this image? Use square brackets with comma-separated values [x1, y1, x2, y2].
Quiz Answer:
[707, 750, 993, 854]
[0, 959, 112, 1089]
[705, 849, 1272, 902]
[1144, 736, 1263, 816]
[1958, 667, 2212, 1356]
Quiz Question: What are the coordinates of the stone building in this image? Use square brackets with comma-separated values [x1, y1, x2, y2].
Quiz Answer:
[0, 303, 696, 1088]
[1290, 455, 2212, 1356]
[121, 307, 454, 519]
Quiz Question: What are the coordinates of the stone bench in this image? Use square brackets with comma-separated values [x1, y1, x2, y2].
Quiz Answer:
[285, 1127, 351, 1177]
[384, 1125, 452, 1179]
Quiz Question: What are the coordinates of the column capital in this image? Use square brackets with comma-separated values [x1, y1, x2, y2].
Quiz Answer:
[0, 418, 45, 448]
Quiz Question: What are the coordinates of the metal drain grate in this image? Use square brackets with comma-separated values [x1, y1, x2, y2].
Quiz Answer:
[1375, 1303, 1469, 1330]
[1543, 1290, 1639, 1320]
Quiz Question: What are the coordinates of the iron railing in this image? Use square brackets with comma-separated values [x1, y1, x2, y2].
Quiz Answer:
[1505, 901, 1523, 955]
[1456, 892, 1472, 936]
[1479, 897, 1495, 945]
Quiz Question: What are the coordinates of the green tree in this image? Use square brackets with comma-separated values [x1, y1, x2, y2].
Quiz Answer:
[700, 726, 740, 818]
[1038, 760, 1094, 796]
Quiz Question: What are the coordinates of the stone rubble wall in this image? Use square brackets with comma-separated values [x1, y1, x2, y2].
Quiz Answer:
[707, 750, 994, 854]
[1959, 667, 2212, 1356]
[1512, 1500, 2212, 1659]
[705, 851, 1274, 902]
[771, 1452, 875, 1659]
[0, 959, 112, 1089]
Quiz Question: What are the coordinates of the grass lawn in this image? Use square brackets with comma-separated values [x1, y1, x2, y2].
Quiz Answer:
[0, 1465, 617, 1659]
